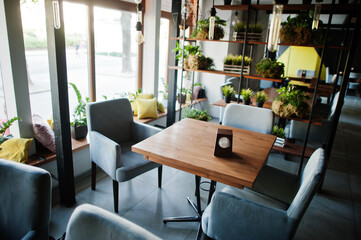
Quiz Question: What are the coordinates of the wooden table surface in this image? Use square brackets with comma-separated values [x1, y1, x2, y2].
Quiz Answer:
[132, 118, 276, 189]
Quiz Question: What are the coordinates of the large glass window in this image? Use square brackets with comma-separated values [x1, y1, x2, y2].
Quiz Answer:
[0, 64, 9, 135]
[63, 2, 89, 120]
[158, 17, 170, 103]
[20, 0, 52, 120]
[94, 7, 138, 99]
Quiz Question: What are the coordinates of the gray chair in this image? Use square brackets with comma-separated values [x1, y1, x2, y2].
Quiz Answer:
[87, 98, 162, 213]
[0, 158, 51, 240]
[223, 103, 274, 134]
[201, 148, 326, 240]
[65, 204, 161, 240]
[289, 92, 340, 145]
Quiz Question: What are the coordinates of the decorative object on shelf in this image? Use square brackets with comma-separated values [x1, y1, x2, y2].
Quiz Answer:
[182, 107, 211, 121]
[271, 85, 311, 118]
[223, 54, 252, 74]
[69, 83, 89, 140]
[0, 117, 21, 148]
[193, 82, 206, 99]
[280, 11, 324, 46]
[233, 22, 264, 41]
[135, 0, 144, 44]
[214, 128, 233, 157]
[173, 43, 215, 71]
[272, 125, 285, 139]
[255, 91, 268, 107]
[224, 0, 232, 5]
[241, 88, 254, 105]
[312, 0, 322, 30]
[190, 16, 226, 40]
[267, 3, 283, 52]
[256, 58, 285, 79]
[209, 0, 216, 40]
[222, 85, 236, 103]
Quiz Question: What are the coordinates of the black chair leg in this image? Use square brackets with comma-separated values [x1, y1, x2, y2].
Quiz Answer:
[113, 180, 119, 213]
[91, 162, 96, 190]
[158, 166, 163, 188]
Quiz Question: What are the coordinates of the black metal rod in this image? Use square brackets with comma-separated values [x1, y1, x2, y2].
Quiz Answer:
[326, 2, 361, 159]
[237, 2, 251, 104]
[298, 0, 336, 176]
[178, 0, 188, 121]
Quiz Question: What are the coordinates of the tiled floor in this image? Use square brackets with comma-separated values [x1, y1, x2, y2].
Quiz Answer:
[49, 96, 361, 240]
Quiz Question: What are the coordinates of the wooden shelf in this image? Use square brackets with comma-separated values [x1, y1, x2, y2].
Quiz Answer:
[169, 66, 283, 83]
[272, 142, 315, 158]
[170, 37, 349, 50]
[215, 4, 359, 14]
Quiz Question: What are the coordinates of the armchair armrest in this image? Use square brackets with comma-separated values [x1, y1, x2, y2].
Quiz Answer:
[131, 121, 162, 142]
[89, 131, 120, 180]
[203, 190, 292, 240]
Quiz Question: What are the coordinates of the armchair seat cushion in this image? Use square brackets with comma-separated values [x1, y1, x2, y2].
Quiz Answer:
[251, 165, 300, 205]
[116, 141, 160, 182]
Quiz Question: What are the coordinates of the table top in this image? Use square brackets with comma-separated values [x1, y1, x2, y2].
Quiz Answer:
[132, 118, 276, 189]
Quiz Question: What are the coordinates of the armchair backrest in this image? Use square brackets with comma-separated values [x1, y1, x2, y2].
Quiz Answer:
[65, 204, 161, 240]
[87, 98, 133, 144]
[222, 103, 274, 134]
[0, 159, 51, 240]
[287, 148, 325, 222]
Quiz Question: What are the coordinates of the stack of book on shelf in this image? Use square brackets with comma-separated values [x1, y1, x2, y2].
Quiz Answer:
[274, 137, 285, 148]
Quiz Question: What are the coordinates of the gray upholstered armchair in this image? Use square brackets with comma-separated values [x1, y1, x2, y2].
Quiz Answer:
[289, 92, 339, 145]
[86, 98, 162, 213]
[0, 158, 51, 240]
[201, 148, 326, 240]
[65, 204, 161, 240]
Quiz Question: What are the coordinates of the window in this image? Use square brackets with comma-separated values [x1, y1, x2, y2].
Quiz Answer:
[0, 64, 9, 135]
[158, 17, 170, 103]
[20, 0, 52, 120]
[94, 7, 138, 99]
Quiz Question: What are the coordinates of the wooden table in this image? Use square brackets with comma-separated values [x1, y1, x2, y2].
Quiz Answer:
[132, 118, 276, 189]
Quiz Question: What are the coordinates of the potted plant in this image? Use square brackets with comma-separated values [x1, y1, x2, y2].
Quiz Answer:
[182, 107, 211, 122]
[172, 43, 215, 71]
[280, 11, 324, 46]
[256, 58, 285, 79]
[69, 83, 89, 140]
[233, 22, 263, 41]
[190, 16, 227, 40]
[271, 85, 311, 118]
[222, 85, 236, 103]
[177, 87, 189, 104]
[0, 117, 21, 148]
[255, 91, 268, 107]
[223, 54, 252, 74]
[272, 125, 285, 139]
[241, 88, 254, 105]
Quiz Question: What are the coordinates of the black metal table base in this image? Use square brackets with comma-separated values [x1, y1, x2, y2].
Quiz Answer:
[163, 176, 216, 224]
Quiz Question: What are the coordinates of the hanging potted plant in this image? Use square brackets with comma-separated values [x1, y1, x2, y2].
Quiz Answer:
[271, 85, 311, 119]
[256, 58, 285, 79]
[69, 83, 89, 140]
[255, 91, 268, 107]
[190, 16, 227, 40]
[222, 85, 236, 103]
[241, 88, 254, 105]
[223, 54, 252, 74]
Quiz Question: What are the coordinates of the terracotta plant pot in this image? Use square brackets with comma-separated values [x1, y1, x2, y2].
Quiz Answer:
[71, 125, 88, 140]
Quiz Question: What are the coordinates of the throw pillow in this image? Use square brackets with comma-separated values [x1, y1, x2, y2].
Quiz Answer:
[136, 98, 159, 119]
[0, 138, 33, 163]
[157, 102, 165, 113]
[132, 93, 154, 116]
[32, 114, 56, 153]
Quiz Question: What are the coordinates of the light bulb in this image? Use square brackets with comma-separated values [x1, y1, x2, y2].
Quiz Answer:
[209, 7, 217, 40]
[135, 31, 144, 45]
[52, 0, 61, 29]
[232, 11, 240, 27]
[312, 2, 322, 30]
[267, 4, 283, 52]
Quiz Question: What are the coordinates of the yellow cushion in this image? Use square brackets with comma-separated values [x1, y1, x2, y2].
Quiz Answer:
[136, 98, 159, 119]
[158, 102, 165, 113]
[132, 93, 154, 116]
[0, 138, 33, 163]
